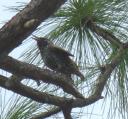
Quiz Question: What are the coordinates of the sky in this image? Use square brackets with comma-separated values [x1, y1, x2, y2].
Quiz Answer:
[0, 1, 29, 26]
[0, 1, 122, 119]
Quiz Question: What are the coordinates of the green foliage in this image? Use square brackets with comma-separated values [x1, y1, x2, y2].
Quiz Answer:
[0, 92, 38, 119]
[8, 0, 128, 119]
[42, 0, 127, 66]
[41, 0, 128, 118]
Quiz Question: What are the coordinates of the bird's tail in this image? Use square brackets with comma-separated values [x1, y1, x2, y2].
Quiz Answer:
[76, 71, 85, 80]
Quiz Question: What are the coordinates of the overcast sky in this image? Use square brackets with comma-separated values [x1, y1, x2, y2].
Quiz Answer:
[0, 1, 29, 26]
[0, 1, 121, 119]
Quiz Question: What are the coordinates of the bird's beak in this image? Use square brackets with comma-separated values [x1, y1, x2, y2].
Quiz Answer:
[32, 35, 39, 41]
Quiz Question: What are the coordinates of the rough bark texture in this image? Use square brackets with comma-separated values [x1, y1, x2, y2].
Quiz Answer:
[30, 107, 61, 119]
[0, 0, 127, 119]
[0, 56, 84, 99]
[0, 74, 102, 112]
[0, 0, 65, 59]
[0, 75, 67, 106]
[62, 108, 72, 119]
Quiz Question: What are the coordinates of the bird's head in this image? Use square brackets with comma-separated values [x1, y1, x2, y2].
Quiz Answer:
[33, 35, 53, 48]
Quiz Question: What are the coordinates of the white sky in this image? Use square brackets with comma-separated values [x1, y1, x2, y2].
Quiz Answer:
[0, 1, 29, 26]
[0, 1, 121, 119]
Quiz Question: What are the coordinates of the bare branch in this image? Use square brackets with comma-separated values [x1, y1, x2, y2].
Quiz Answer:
[10, 74, 40, 86]
[0, 74, 102, 118]
[92, 47, 125, 96]
[0, 1, 126, 119]
[0, 75, 69, 107]
[0, 46, 125, 110]
[0, 0, 66, 59]
[62, 108, 72, 119]
[31, 107, 61, 119]
[0, 56, 84, 99]
[72, 47, 125, 108]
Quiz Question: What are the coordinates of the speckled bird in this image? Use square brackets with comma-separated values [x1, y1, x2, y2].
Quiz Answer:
[33, 36, 84, 80]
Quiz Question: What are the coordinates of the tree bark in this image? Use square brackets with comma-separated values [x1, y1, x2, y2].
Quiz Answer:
[0, 56, 84, 99]
[62, 108, 72, 119]
[0, 0, 66, 60]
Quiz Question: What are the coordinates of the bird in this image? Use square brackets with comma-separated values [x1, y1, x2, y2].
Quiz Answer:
[33, 36, 84, 80]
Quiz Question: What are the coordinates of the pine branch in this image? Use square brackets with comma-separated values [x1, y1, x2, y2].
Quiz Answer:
[0, 74, 102, 118]
[0, 47, 125, 118]
[89, 22, 123, 47]
[31, 107, 61, 119]
[0, 56, 84, 99]
[71, 47, 125, 108]
[0, 0, 66, 60]
[62, 108, 72, 119]
[92, 47, 125, 97]
[0, 75, 69, 107]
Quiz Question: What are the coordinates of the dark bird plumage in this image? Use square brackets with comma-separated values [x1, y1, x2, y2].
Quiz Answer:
[33, 36, 84, 80]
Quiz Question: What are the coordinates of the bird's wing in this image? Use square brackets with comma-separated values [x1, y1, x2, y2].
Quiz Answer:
[49, 46, 74, 57]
